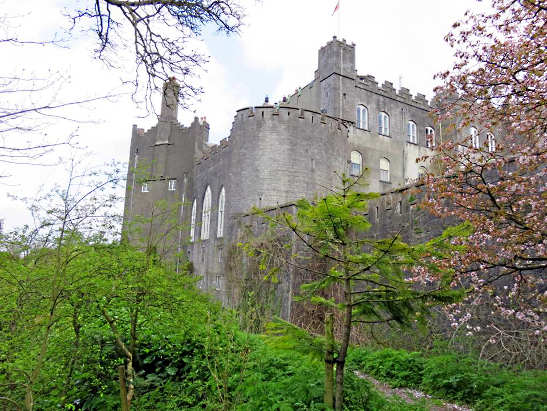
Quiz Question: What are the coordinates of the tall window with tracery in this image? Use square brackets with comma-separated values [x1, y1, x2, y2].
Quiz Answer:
[217, 187, 225, 237]
[201, 186, 211, 240]
[190, 199, 197, 242]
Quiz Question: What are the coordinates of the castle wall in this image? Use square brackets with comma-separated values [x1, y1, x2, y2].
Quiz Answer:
[188, 106, 350, 301]
[123, 38, 448, 313]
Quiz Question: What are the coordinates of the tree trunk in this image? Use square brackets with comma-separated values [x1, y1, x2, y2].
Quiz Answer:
[119, 365, 129, 411]
[324, 312, 335, 409]
[334, 278, 352, 411]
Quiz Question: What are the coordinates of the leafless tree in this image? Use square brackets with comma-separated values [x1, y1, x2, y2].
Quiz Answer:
[70, 0, 244, 109]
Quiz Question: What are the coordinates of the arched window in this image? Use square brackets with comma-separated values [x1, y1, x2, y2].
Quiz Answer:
[487, 133, 496, 152]
[190, 199, 197, 242]
[378, 112, 390, 136]
[407, 121, 417, 144]
[470, 127, 479, 149]
[350, 151, 362, 176]
[201, 186, 211, 240]
[217, 187, 225, 238]
[379, 158, 390, 182]
[425, 127, 435, 148]
[356, 105, 368, 129]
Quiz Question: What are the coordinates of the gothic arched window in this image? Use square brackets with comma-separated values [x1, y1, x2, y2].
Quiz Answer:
[217, 187, 225, 238]
[356, 105, 368, 129]
[350, 151, 362, 176]
[378, 111, 390, 136]
[380, 157, 390, 182]
[201, 186, 211, 240]
[407, 121, 417, 144]
[190, 199, 197, 242]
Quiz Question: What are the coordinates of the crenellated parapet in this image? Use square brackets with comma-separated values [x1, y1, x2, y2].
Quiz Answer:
[356, 74, 430, 110]
[231, 105, 348, 134]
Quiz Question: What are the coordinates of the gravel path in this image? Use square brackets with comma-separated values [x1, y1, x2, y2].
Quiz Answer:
[354, 371, 473, 411]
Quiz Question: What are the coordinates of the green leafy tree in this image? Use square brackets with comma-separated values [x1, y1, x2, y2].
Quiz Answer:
[0, 159, 122, 410]
[258, 176, 471, 410]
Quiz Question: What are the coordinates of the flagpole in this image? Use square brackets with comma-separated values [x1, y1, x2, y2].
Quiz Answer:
[337, 0, 341, 38]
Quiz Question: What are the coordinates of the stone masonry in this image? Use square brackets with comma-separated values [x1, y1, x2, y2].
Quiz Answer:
[123, 38, 466, 314]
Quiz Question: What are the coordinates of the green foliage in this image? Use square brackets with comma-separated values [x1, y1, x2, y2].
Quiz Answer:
[348, 347, 547, 409]
[347, 348, 425, 388]
[475, 371, 547, 411]
[421, 354, 492, 403]
[262, 318, 326, 361]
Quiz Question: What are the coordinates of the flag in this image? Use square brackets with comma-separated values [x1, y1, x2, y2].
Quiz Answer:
[332, 0, 339, 15]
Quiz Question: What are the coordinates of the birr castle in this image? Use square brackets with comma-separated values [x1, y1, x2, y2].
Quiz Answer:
[123, 38, 465, 315]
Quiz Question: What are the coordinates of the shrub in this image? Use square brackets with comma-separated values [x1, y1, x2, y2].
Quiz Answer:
[474, 371, 547, 411]
[348, 348, 425, 387]
[421, 354, 494, 403]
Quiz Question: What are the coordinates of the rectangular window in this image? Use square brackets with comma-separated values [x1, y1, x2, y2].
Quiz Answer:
[141, 182, 149, 192]
[168, 179, 176, 191]
[380, 169, 390, 182]
[215, 275, 222, 291]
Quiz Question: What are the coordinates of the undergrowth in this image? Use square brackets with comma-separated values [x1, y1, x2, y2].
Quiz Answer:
[347, 347, 547, 410]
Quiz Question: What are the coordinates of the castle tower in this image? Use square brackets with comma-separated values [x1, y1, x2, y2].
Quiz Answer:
[123, 79, 209, 260]
[318, 37, 356, 120]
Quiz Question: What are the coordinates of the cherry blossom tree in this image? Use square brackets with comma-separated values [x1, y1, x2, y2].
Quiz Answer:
[422, 0, 546, 366]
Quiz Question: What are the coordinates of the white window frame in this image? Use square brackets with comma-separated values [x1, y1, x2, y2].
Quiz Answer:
[487, 133, 496, 152]
[190, 199, 197, 242]
[201, 186, 212, 240]
[217, 187, 225, 238]
[379, 157, 390, 182]
[425, 127, 435, 148]
[356, 105, 368, 130]
[407, 121, 417, 144]
[470, 127, 479, 149]
[141, 182, 149, 193]
[378, 111, 390, 136]
[168, 179, 176, 191]
[350, 151, 362, 176]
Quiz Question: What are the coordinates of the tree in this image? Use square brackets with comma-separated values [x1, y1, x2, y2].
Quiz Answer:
[422, 0, 546, 358]
[1, 1, 244, 170]
[70, 0, 243, 107]
[257, 176, 470, 410]
[0, 159, 123, 410]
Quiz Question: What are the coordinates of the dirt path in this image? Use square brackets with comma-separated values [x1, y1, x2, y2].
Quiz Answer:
[354, 371, 473, 411]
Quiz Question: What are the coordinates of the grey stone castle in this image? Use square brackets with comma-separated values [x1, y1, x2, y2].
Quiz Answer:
[123, 37, 445, 307]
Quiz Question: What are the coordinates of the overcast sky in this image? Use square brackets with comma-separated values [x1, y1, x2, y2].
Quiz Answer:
[1, 0, 480, 230]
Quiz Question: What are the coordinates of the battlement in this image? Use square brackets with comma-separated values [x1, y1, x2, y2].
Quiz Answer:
[357, 74, 430, 109]
[232, 105, 349, 132]
[195, 136, 231, 165]
[320, 35, 356, 50]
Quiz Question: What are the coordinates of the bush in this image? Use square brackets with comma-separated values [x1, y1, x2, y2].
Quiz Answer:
[474, 371, 547, 411]
[348, 348, 425, 388]
[349, 347, 547, 410]
[421, 354, 493, 403]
